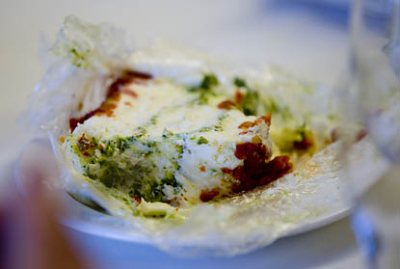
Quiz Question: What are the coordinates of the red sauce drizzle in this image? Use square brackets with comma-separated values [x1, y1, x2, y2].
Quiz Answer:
[255, 113, 271, 126]
[355, 129, 367, 142]
[217, 100, 237, 110]
[330, 128, 339, 142]
[120, 88, 138, 98]
[234, 90, 244, 104]
[293, 136, 314, 150]
[76, 134, 97, 157]
[238, 113, 272, 135]
[329, 128, 367, 144]
[222, 142, 292, 193]
[124, 70, 152, 80]
[133, 195, 142, 204]
[69, 70, 152, 132]
[200, 188, 220, 202]
[238, 121, 255, 129]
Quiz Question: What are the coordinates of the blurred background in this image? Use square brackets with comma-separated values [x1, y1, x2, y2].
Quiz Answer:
[0, 0, 384, 268]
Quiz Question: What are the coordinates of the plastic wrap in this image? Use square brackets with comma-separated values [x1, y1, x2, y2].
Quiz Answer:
[27, 16, 388, 256]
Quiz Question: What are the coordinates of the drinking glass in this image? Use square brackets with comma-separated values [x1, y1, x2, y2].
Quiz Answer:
[347, 0, 400, 268]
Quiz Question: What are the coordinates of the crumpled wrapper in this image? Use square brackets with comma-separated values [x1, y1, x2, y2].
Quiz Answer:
[26, 16, 388, 256]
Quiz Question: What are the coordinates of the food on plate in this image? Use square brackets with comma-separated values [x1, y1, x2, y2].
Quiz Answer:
[65, 70, 296, 209]
[58, 57, 331, 217]
[28, 16, 366, 255]
[36, 16, 335, 218]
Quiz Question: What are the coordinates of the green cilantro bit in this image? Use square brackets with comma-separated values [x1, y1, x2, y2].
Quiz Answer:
[150, 116, 158, 125]
[296, 124, 308, 139]
[135, 127, 147, 138]
[161, 171, 181, 188]
[200, 73, 219, 89]
[214, 125, 223, 132]
[197, 136, 208, 145]
[263, 98, 292, 120]
[198, 126, 213, 132]
[189, 73, 219, 92]
[175, 144, 184, 154]
[162, 129, 174, 138]
[189, 73, 219, 104]
[233, 77, 247, 88]
[146, 141, 157, 148]
[264, 98, 280, 113]
[232, 77, 260, 116]
[241, 90, 259, 116]
[69, 48, 89, 68]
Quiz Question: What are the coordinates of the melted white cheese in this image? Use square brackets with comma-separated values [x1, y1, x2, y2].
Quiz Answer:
[69, 78, 272, 202]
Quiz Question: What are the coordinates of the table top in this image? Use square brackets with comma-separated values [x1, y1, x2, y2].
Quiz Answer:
[0, 0, 366, 268]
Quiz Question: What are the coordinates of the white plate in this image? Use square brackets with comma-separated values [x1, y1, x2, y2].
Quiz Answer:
[14, 138, 350, 244]
[14, 128, 388, 257]
[14, 13, 390, 254]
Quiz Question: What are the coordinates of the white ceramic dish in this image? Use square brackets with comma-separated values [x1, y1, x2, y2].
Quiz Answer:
[11, 137, 357, 254]
[14, 124, 388, 256]
[15, 17, 389, 256]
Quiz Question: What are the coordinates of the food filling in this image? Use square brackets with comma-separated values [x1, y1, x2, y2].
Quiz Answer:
[64, 71, 317, 210]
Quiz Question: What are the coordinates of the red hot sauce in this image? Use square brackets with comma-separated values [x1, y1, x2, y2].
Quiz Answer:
[69, 70, 152, 132]
[222, 142, 292, 193]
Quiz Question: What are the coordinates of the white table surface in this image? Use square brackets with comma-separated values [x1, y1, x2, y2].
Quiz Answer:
[0, 0, 366, 268]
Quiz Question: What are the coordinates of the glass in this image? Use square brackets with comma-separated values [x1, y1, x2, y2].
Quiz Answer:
[347, 0, 400, 268]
